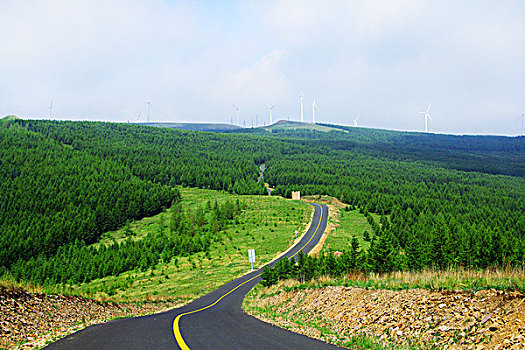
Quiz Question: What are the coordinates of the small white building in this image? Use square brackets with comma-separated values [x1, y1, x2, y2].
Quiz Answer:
[291, 191, 301, 200]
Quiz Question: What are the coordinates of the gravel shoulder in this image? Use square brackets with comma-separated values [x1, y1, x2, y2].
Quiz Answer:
[0, 287, 181, 349]
[244, 282, 525, 349]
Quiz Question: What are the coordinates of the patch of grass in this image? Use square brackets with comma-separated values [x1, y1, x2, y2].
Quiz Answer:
[323, 209, 373, 252]
[301, 195, 374, 253]
[343, 334, 426, 350]
[272, 266, 525, 294]
[0, 275, 64, 295]
[265, 120, 348, 133]
[73, 187, 311, 302]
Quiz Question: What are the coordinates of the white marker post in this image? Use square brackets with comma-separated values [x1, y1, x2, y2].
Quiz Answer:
[248, 249, 255, 271]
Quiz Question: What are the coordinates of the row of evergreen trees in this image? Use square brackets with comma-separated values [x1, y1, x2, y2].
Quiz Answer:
[0, 124, 178, 269]
[266, 149, 525, 270]
[261, 251, 359, 287]
[21, 120, 269, 194]
[8, 199, 244, 285]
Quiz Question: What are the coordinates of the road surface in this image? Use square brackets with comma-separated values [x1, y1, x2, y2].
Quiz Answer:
[257, 164, 265, 183]
[45, 203, 340, 350]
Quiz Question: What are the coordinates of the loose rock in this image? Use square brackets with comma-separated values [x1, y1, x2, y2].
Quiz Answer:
[0, 287, 181, 349]
[245, 286, 525, 349]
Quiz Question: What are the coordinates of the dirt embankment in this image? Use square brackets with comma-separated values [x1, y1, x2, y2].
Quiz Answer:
[245, 285, 525, 349]
[0, 287, 181, 349]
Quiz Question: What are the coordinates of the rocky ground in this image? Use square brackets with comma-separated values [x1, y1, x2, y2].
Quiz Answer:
[244, 284, 525, 349]
[0, 287, 181, 349]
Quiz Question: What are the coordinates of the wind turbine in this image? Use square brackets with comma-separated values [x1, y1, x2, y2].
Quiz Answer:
[353, 115, 359, 127]
[267, 104, 276, 125]
[146, 102, 151, 123]
[300, 92, 306, 122]
[312, 99, 317, 124]
[48, 100, 53, 119]
[517, 113, 525, 136]
[419, 103, 432, 133]
[232, 105, 240, 126]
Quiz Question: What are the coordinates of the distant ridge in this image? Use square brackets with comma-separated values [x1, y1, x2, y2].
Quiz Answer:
[137, 122, 241, 132]
[1, 115, 21, 121]
[263, 120, 347, 133]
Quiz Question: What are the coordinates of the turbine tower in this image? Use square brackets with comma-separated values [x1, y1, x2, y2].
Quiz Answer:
[267, 104, 276, 125]
[300, 92, 305, 122]
[419, 103, 432, 133]
[48, 100, 53, 119]
[353, 115, 359, 127]
[312, 99, 317, 124]
[232, 105, 240, 126]
[517, 113, 525, 136]
[146, 102, 151, 123]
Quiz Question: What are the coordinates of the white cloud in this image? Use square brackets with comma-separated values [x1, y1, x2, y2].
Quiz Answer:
[209, 49, 290, 105]
[0, 0, 524, 134]
[257, 0, 424, 44]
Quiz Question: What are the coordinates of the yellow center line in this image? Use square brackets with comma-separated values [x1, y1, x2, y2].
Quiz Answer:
[173, 204, 324, 350]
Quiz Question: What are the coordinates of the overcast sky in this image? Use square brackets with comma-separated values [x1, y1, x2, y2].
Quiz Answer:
[1, 0, 524, 135]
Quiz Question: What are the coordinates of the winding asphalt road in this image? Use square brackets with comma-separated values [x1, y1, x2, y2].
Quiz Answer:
[45, 203, 341, 349]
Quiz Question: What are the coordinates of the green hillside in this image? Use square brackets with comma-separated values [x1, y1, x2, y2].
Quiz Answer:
[1, 115, 21, 121]
[231, 121, 525, 177]
[0, 124, 177, 270]
[0, 118, 524, 291]
[265, 120, 347, 133]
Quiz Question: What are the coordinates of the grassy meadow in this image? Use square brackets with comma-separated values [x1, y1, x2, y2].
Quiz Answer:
[322, 209, 374, 252]
[301, 195, 374, 253]
[72, 187, 311, 302]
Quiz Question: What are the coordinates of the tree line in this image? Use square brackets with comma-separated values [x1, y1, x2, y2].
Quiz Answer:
[9, 199, 244, 286]
[0, 124, 177, 271]
[266, 150, 525, 270]
[1, 118, 524, 286]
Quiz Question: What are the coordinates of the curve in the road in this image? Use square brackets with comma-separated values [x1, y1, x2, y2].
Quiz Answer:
[45, 203, 341, 350]
[173, 273, 260, 349]
[173, 202, 324, 349]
